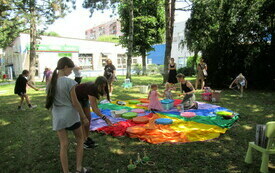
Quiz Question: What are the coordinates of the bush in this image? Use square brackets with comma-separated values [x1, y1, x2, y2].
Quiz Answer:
[132, 64, 142, 75]
[177, 67, 196, 76]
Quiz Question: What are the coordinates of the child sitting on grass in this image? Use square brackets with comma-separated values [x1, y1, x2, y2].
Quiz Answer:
[229, 73, 247, 97]
[14, 70, 39, 110]
[148, 84, 164, 112]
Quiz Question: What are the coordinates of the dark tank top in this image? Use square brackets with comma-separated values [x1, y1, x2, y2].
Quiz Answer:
[181, 81, 193, 93]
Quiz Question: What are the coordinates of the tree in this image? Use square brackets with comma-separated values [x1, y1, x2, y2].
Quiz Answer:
[163, 0, 176, 83]
[184, 0, 275, 89]
[1, 0, 74, 82]
[118, 0, 165, 76]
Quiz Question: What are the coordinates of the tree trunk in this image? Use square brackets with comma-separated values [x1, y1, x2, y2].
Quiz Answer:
[163, 0, 175, 84]
[141, 48, 147, 75]
[193, 50, 198, 70]
[29, 3, 37, 83]
[126, 0, 134, 80]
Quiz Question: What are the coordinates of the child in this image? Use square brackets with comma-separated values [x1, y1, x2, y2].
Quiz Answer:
[229, 73, 247, 97]
[45, 57, 91, 173]
[148, 84, 164, 112]
[14, 70, 39, 110]
[163, 82, 173, 99]
[75, 76, 113, 149]
[176, 73, 198, 110]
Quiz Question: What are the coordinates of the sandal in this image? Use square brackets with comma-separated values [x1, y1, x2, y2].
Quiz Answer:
[75, 167, 91, 173]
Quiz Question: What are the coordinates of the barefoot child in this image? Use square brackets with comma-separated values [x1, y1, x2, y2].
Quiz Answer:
[148, 84, 164, 112]
[229, 73, 247, 97]
[14, 70, 39, 110]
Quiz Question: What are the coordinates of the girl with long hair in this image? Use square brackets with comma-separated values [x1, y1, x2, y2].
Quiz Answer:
[75, 76, 113, 148]
[46, 57, 91, 173]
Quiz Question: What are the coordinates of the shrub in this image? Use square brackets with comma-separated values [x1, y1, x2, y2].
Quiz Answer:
[177, 67, 196, 76]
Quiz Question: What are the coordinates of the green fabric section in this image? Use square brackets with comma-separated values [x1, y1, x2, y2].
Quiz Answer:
[161, 112, 239, 128]
[98, 103, 133, 111]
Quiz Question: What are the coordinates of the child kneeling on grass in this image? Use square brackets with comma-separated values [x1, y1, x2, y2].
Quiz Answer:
[14, 70, 39, 110]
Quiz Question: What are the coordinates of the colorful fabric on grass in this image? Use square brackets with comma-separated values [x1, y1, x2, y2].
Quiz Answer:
[91, 100, 239, 144]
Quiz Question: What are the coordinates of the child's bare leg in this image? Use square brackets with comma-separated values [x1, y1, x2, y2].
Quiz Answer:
[23, 94, 31, 105]
[240, 86, 244, 97]
[73, 127, 84, 172]
[19, 95, 24, 107]
[57, 129, 69, 173]
[82, 107, 91, 140]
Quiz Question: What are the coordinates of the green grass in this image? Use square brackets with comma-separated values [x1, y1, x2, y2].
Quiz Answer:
[0, 75, 275, 173]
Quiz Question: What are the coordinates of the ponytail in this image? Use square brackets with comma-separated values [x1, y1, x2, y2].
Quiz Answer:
[45, 69, 58, 109]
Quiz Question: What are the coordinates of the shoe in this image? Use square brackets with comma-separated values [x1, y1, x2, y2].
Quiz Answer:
[84, 137, 98, 148]
[18, 106, 25, 110]
[84, 140, 97, 149]
[75, 167, 92, 173]
[29, 105, 37, 109]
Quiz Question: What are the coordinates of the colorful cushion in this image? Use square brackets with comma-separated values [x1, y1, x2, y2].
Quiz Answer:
[133, 116, 149, 124]
[131, 109, 145, 113]
[128, 100, 141, 104]
[215, 111, 233, 116]
[181, 112, 196, 118]
[121, 112, 138, 119]
[155, 118, 173, 125]
[126, 126, 146, 134]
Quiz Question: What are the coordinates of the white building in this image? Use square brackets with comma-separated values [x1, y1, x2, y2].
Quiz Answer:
[3, 33, 141, 78]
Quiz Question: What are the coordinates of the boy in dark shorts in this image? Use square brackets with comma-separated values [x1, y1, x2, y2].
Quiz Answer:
[14, 70, 39, 110]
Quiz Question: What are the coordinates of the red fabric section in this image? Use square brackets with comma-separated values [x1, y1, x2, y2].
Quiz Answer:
[97, 113, 154, 136]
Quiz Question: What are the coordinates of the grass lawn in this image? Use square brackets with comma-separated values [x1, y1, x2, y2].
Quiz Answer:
[0, 75, 275, 173]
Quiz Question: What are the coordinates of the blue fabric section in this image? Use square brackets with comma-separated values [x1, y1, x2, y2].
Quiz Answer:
[186, 107, 234, 117]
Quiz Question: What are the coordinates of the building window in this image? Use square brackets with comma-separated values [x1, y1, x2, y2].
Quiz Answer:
[132, 58, 137, 64]
[101, 53, 108, 67]
[79, 54, 93, 70]
[117, 54, 126, 68]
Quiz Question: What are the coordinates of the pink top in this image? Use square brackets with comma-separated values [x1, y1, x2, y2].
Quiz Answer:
[148, 90, 164, 111]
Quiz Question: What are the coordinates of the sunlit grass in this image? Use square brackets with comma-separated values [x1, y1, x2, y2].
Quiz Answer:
[0, 75, 275, 172]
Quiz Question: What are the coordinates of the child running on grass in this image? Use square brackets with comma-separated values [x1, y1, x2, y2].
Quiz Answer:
[148, 84, 164, 112]
[14, 69, 39, 110]
[46, 57, 91, 173]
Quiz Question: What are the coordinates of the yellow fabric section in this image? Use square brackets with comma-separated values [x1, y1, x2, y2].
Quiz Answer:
[156, 113, 227, 142]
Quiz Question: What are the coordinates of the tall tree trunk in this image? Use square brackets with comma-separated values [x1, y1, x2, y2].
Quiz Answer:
[192, 50, 198, 70]
[126, 0, 134, 80]
[163, 0, 175, 83]
[29, 3, 37, 83]
[141, 48, 147, 75]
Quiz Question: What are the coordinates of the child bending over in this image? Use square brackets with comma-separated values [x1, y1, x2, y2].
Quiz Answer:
[14, 70, 39, 110]
[229, 73, 247, 97]
[148, 84, 164, 112]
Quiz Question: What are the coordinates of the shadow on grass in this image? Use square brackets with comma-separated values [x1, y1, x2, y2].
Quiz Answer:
[1, 75, 275, 172]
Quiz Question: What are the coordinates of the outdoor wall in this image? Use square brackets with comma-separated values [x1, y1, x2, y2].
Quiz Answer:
[3, 33, 142, 78]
